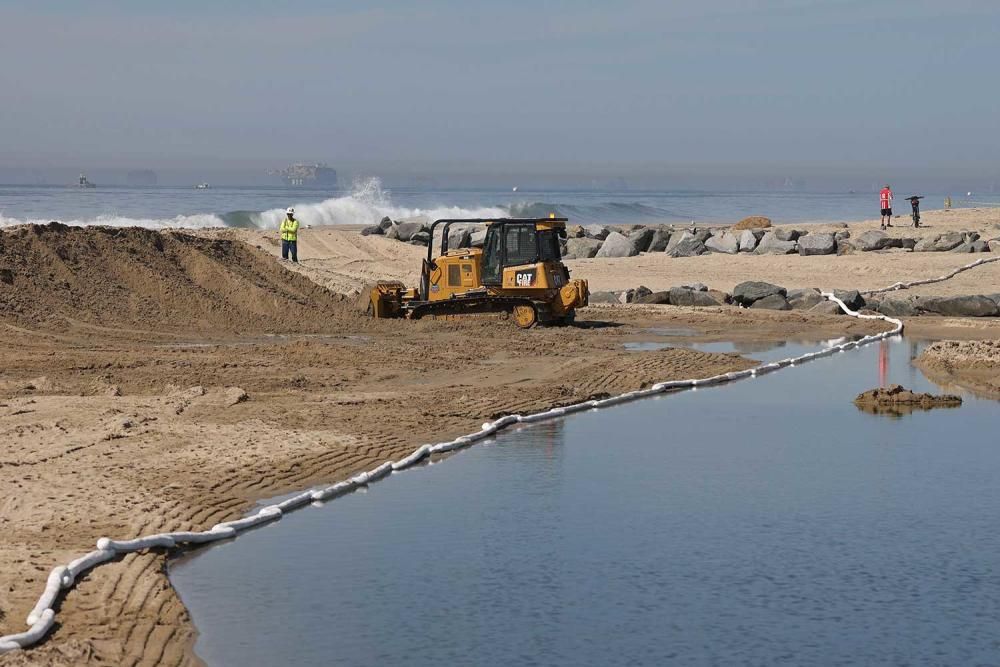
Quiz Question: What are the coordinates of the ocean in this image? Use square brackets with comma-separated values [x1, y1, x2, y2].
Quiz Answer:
[0, 178, 992, 231]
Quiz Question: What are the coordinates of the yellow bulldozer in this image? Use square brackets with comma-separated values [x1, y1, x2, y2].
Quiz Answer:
[370, 216, 589, 328]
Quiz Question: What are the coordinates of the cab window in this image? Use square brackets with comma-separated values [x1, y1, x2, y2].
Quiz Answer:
[504, 224, 537, 266]
[537, 230, 561, 261]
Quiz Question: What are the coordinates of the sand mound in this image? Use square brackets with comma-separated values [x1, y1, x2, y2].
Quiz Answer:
[732, 216, 773, 230]
[854, 383, 962, 416]
[0, 223, 355, 334]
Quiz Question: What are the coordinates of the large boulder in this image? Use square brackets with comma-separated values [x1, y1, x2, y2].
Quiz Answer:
[705, 231, 739, 254]
[732, 216, 772, 231]
[732, 281, 786, 306]
[873, 297, 920, 317]
[648, 228, 672, 252]
[408, 231, 430, 246]
[797, 233, 837, 256]
[635, 290, 671, 305]
[786, 287, 824, 310]
[669, 238, 709, 257]
[566, 224, 586, 238]
[563, 237, 604, 259]
[360, 225, 384, 236]
[628, 227, 656, 252]
[834, 230, 851, 240]
[855, 230, 892, 251]
[665, 230, 695, 253]
[915, 295, 1000, 317]
[447, 225, 472, 249]
[750, 294, 791, 310]
[469, 228, 487, 247]
[915, 232, 964, 252]
[810, 301, 845, 316]
[774, 228, 803, 242]
[588, 291, 622, 304]
[595, 232, 639, 258]
[584, 225, 611, 240]
[394, 220, 427, 242]
[692, 229, 714, 243]
[668, 287, 723, 307]
[753, 232, 798, 255]
[737, 229, 761, 253]
[832, 289, 865, 311]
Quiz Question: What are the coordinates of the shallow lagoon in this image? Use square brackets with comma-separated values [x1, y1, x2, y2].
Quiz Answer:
[171, 339, 1000, 666]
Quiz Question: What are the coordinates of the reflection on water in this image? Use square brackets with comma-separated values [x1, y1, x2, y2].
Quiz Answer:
[625, 334, 868, 365]
[170, 339, 1000, 667]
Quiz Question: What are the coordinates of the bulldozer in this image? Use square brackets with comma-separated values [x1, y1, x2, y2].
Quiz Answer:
[369, 216, 589, 328]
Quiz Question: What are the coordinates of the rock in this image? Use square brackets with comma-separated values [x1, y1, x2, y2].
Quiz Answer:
[832, 289, 865, 311]
[633, 286, 653, 301]
[583, 225, 611, 240]
[797, 233, 837, 256]
[732, 281, 786, 306]
[915, 231, 964, 252]
[384, 224, 401, 240]
[566, 224, 586, 238]
[705, 231, 739, 254]
[378, 216, 394, 230]
[595, 232, 639, 258]
[681, 282, 708, 292]
[854, 384, 962, 416]
[753, 232, 798, 255]
[469, 228, 487, 247]
[707, 289, 732, 305]
[737, 229, 760, 253]
[668, 287, 723, 307]
[855, 230, 892, 251]
[750, 294, 791, 310]
[786, 287, 824, 310]
[446, 225, 473, 249]
[394, 221, 426, 242]
[732, 216, 772, 230]
[616, 224, 645, 234]
[628, 227, 656, 252]
[360, 225, 384, 236]
[915, 295, 1000, 317]
[665, 230, 694, 253]
[668, 238, 708, 257]
[692, 229, 714, 243]
[836, 240, 856, 255]
[774, 228, 802, 242]
[409, 231, 430, 246]
[970, 239, 989, 253]
[989, 239, 1000, 253]
[900, 237, 917, 250]
[635, 290, 671, 305]
[810, 301, 844, 316]
[588, 291, 622, 304]
[563, 237, 603, 259]
[874, 297, 920, 317]
[950, 242, 975, 253]
[224, 387, 249, 407]
[834, 230, 851, 240]
[648, 228, 672, 252]
[830, 223, 849, 229]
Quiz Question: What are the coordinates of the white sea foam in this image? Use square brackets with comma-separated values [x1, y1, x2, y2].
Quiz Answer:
[0, 178, 506, 231]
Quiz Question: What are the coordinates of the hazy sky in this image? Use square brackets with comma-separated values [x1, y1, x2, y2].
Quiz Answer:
[1, 0, 998, 175]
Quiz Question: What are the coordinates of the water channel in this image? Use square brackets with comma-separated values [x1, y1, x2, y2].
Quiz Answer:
[170, 337, 1000, 666]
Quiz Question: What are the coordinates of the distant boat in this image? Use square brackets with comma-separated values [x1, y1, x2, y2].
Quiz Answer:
[512, 186, 518, 192]
[195, 182, 211, 189]
[75, 173, 96, 188]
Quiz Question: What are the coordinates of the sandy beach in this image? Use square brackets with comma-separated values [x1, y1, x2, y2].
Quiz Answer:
[2, 208, 1000, 665]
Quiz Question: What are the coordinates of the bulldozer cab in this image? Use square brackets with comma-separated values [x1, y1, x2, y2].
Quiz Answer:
[479, 220, 564, 286]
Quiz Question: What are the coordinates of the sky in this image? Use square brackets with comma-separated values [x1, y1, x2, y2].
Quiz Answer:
[1, 0, 998, 185]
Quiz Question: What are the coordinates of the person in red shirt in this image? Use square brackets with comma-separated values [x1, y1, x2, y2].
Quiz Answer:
[880, 185, 893, 230]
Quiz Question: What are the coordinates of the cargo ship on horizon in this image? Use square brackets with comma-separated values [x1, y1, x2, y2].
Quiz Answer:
[269, 163, 338, 188]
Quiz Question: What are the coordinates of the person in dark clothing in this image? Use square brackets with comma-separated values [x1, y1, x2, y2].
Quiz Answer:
[907, 196, 923, 228]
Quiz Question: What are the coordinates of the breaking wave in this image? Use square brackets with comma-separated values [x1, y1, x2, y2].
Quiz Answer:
[0, 177, 689, 230]
[0, 177, 506, 230]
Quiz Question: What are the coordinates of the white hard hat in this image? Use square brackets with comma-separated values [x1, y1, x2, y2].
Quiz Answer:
[286, 207, 295, 215]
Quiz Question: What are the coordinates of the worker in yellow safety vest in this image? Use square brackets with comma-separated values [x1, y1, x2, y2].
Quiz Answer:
[280, 207, 300, 263]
